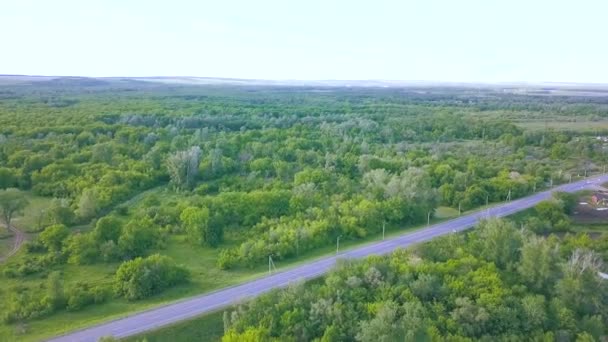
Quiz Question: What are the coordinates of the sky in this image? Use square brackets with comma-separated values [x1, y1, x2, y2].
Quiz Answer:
[1, 0, 606, 83]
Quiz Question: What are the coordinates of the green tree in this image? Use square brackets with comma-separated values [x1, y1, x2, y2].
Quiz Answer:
[517, 236, 560, 292]
[39, 224, 70, 252]
[474, 218, 523, 270]
[0, 167, 17, 189]
[356, 301, 405, 342]
[64, 233, 98, 265]
[75, 188, 100, 221]
[118, 217, 160, 258]
[222, 327, 272, 342]
[180, 206, 219, 246]
[0, 188, 29, 229]
[46, 198, 75, 226]
[166, 146, 201, 190]
[45, 271, 65, 310]
[93, 216, 122, 243]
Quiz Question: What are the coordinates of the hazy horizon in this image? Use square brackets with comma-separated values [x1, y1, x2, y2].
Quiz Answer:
[2, 0, 607, 83]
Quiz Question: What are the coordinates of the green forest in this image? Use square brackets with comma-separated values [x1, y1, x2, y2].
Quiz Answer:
[0, 78, 607, 341]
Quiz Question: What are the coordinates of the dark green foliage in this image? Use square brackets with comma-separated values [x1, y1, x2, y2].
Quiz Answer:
[180, 206, 219, 246]
[118, 216, 162, 259]
[114, 254, 189, 300]
[93, 216, 122, 243]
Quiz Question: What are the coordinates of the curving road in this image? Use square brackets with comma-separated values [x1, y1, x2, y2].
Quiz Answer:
[47, 175, 608, 342]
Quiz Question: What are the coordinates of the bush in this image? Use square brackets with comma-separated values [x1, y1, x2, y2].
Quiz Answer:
[114, 254, 189, 300]
[66, 282, 109, 311]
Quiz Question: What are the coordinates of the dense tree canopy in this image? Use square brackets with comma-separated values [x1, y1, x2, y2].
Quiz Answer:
[1, 80, 608, 340]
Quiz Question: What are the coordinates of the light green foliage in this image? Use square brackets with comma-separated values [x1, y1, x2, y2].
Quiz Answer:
[45, 198, 75, 226]
[64, 233, 98, 265]
[167, 147, 202, 190]
[39, 224, 70, 252]
[222, 327, 272, 342]
[75, 188, 100, 221]
[180, 206, 216, 246]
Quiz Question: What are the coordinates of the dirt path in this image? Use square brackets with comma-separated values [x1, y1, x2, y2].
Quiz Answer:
[0, 223, 25, 263]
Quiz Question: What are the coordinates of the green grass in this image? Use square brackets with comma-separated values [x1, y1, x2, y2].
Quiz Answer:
[0, 234, 12, 257]
[435, 206, 459, 219]
[0, 191, 53, 260]
[10, 191, 54, 233]
[122, 310, 224, 342]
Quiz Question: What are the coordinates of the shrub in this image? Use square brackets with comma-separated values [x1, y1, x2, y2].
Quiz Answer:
[114, 254, 189, 300]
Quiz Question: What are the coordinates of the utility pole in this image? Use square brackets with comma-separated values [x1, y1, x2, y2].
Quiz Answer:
[533, 182, 536, 193]
[336, 236, 341, 255]
[486, 195, 490, 218]
[507, 189, 511, 202]
[268, 255, 277, 275]
[458, 202, 461, 216]
[585, 168, 588, 178]
[604, 165, 606, 174]
[382, 221, 386, 240]
[427, 211, 431, 226]
[550, 177, 553, 188]
[295, 229, 300, 257]
[569, 174, 572, 183]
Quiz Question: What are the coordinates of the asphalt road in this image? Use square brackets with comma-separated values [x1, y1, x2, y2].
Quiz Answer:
[47, 174, 608, 342]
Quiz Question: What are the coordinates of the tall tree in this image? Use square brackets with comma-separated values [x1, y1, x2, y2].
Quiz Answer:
[180, 206, 220, 247]
[75, 188, 100, 221]
[0, 188, 29, 230]
[166, 146, 202, 190]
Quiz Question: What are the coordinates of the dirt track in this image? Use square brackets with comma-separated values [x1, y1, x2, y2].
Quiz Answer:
[0, 223, 25, 262]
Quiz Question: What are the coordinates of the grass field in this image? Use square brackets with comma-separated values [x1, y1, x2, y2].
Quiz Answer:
[0, 233, 13, 258]
[122, 311, 224, 342]
[0, 191, 53, 261]
[10, 191, 54, 233]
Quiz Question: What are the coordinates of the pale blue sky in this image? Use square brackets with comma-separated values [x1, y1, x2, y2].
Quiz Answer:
[1, 0, 606, 82]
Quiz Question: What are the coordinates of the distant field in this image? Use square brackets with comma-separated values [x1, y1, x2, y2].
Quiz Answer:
[516, 120, 608, 131]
